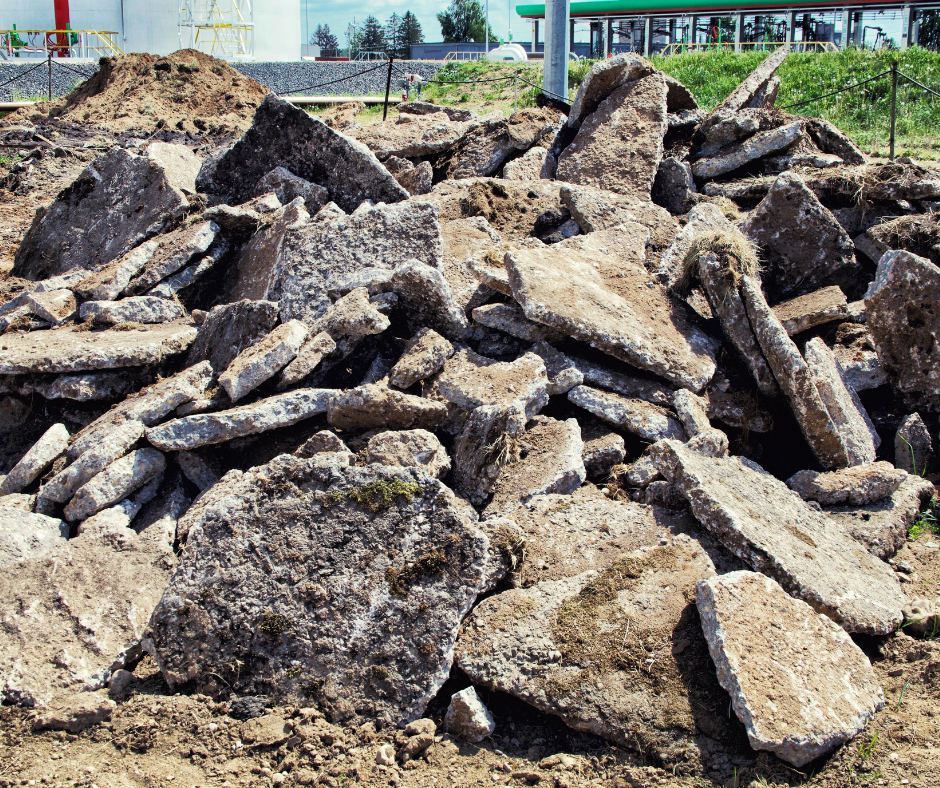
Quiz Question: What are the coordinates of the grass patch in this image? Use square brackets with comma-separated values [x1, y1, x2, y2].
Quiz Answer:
[909, 497, 939, 540]
[257, 610, 292, 637]
[331, 478, 422, 511]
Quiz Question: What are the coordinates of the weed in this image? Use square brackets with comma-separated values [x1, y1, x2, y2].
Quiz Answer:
[331, 478, 422, 511]
[677, 228, 761, 294]
[482, 432, 521, 468]
[897, 678, 910, 709]
[908, 496, 939, 539]
[385, 546, 449, 596]
[257, 610, 292, 637]
[856, 730, 878, 762]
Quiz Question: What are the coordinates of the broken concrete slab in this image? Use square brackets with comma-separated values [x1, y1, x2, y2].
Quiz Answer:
[269, 200, 444, 326]
[705, 388, 773, 433]
[146, 458, 503, 724]
[64, 448, 166, 522]
[0, 423, 69, 495]
[568, 356, 673, 408]
[568, 385, 685, 442]
[327, 385, 447, 432]
[196, 94, 408, 213]
[80, 297, 185, 325]
[502, 147, 548, 180]
[557, 73, 667, 204]
[185, 299, 279, 374]
[41, 419, 146, 505]
[445, 687, 495, 743]
[219, 319, 308, 401]
[146, 239, 228, 301]
[824, 475, 936, 560]
[384, 156, 434, 196]
[68, 362, 214, 461]
[365, 429, 451, 479]
[691, 122, 803, 181]
[391, 259, 470, 340]
[773, 286, 849, 336]
[805, 118, 867, 166]
[787, 462, 908, 507]
[652, 156, 696, 215]
[697, 570, 883, 767]
[0, 322, 197, 376]
[32, 692, 116, 733]
[456, 535, 741, 765]
[399, 102, 477, 122]
[255, 166, 329, 213]
[350, 112, 470, 158]
[742, 172, 858, 298]
[72, 238, 163, 302]
[565, 53, 655, 129]
[0, 529, 173, 707]
[581, 421, 626, 478]
[506, 246, 717, 391]
[389, 329, 455, 390]
[472, 303, 564, 343]
[278, 331, 336, 389]
[672, 389, 712, 438]
[864, 250, 940, 410]
[23, 290, 76, 326]
[740, 277, 853, 469]
[13, 143, 201, 280]
[484, 416, 586, 517]
[649, 439, 905, 634]
[0, 508, 69, 568]
[833, 343, 888, 392]
[123, 220, 219, 296]
[895, 412, 933, 476]
[147, 388, 335, 451]
[803, 337, 878, 465]
[451, 402, 527, 506]
[427, 349, 549, 422]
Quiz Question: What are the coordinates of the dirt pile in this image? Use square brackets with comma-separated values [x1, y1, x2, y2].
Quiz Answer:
[6, 49, 267, 136]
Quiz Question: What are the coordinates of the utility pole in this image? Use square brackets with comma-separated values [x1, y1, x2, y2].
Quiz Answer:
[485, 0, 489, 53]
[544, 0, 569, 101]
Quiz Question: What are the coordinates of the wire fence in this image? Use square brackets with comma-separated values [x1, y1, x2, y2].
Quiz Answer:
[0, 55, 96, 103]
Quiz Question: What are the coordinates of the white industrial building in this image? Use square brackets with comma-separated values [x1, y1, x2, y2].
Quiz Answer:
[1, 0, 301, 61]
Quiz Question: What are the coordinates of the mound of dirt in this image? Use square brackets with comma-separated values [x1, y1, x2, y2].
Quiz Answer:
[5, 49, 267, 136]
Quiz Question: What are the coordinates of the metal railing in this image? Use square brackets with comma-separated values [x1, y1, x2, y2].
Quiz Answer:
[444, 51, 486, 62]
[660, 39, 838, 56]
[0, 29, 124, 59]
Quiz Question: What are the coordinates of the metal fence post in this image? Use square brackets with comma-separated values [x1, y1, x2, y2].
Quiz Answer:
[890, 60, 898, 161]
[382, 57, 394, 121]
[48, 51, 52, 101]
[514, 72, 518, 112]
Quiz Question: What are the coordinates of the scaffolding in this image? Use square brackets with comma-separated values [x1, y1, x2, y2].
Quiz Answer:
[1, 28, 123, 59]
[178, 0, 254, 59]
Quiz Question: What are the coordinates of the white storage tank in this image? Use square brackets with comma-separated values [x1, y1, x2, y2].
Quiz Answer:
[486, 43, 529, 62]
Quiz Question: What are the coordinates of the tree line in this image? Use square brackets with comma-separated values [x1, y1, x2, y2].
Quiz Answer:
[309, 0, 499, 59]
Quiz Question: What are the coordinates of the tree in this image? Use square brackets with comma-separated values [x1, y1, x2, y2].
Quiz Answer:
[385, 13, 406, 59]
[437, 0, 495, 43]
[402, 10, 424, 55]
[920, 11, 940, 50]
[361, 15, 386, 52]
[311, 23, 338, 51]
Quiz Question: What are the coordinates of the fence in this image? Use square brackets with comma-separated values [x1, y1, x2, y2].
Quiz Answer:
[0, 29, 123, 60]
[0, 53, 97, 105]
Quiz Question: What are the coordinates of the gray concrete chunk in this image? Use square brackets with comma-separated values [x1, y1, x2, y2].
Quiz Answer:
[64, 449, 167, 522]
[697, 570, 884, 767]
[80, 297, 185, 325]
[0, 423, 69, 495]
[389, 329, 455, 390]
[0, 508, 68, 568]
[787, 462, 908, 507]
[219, 319, 309, 401]
[569, 385, 685, 442]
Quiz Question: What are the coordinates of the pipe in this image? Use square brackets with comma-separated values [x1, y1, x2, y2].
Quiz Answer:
[518, 0, 910, 17]
[53, 0, 70, 56]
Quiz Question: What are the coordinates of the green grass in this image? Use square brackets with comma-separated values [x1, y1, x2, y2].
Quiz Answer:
[654, 46, 940, 157]
[908, 497, 939, 540]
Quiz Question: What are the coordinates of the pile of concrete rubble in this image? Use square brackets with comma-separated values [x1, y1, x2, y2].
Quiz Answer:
[2, 49, 939, 773]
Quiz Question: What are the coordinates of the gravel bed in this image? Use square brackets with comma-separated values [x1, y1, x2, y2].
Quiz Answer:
[0, 59, 446, 102]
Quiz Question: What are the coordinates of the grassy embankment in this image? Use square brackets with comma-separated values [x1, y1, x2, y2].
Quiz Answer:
[414, 47, 940, 160]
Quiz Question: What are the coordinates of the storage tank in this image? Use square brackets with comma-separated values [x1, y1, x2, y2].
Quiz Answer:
[486, 42, 530, 61]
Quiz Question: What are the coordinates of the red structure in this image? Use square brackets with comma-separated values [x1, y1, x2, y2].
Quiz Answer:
[52, 0, 70, 56]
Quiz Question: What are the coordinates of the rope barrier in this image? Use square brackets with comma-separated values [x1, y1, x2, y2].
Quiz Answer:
[275, 60, 388, 97]
[0, 59, 46, 91]
[898, 70, 940, 101]
[779, 69, 892, 110]
[51, 60, 95, 79]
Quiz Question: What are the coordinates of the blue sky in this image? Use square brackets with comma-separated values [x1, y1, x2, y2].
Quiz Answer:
[300, 0, 528, 47]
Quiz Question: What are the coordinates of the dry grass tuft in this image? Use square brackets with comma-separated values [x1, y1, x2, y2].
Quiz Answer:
[482, 432, 522, 468]
[676, 229, 761, 294]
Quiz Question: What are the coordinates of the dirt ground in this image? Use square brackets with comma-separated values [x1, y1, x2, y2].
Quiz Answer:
[2, 55, 940, 788]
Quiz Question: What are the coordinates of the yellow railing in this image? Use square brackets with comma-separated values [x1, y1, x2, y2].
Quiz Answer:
[660, 40, 838, 56]
[0, 29, 124, 58]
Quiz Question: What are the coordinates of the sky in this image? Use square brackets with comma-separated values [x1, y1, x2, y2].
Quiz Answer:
[299, 0, 529, 48]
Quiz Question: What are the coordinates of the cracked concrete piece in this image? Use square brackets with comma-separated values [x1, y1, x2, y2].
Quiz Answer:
[63, 449, 166, 522]
[365, 430, 451, 479]
[656, 203, 738, 289]
[80, 297, 185, 325]
[278, 332, 336, 389]
[0, 508, 69, 568]
[390, 259, 470, 340]
[865, 250, 940, 410]
[0, 323, 197, 376]
[147, 388, 335, 451]
[72, 238, 162, 302]
[312, 288, 390, 341]
[742, 173, 858, 298]
[787, 462, 908, 507]
[484, 416, 586, 517]
[502, 147, 548, 180]
[219, 319, 309, 401]
[506, 246, 716, 391]
[147, 237, 231, 299]
[456, 535, 741, 765]
[671, 389, 711, 438]
[185, 299, 280, 374]
[23, 290, 76, 326]
[123, 221, 219, 296]
[68, 362, 214, 461]
[566, 53, 655, 129]
[0, 530, 174, 707]
[697, 570, 884, 767]
[648, 439, 905, 634]
[445, 687, 495, 743]
[196, 94, 407, 213]
[691, 122, 803, 181]
[327, 385, 447, 432]
[452, 402, 527, 506]
[569, 386, 685, 442]
[389, 329, 455, 390]
[0, 423, 69, 495]
[895, 412, 933, 475]
[255, 166, 329, 213]
[146, 458, 501, 724]
[773, 286, 849, 336]
[42, 420, 146, 505]
[13, 143, 201, 280]
[472, 303, 564, 343]
[824, 475, 936, 560]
